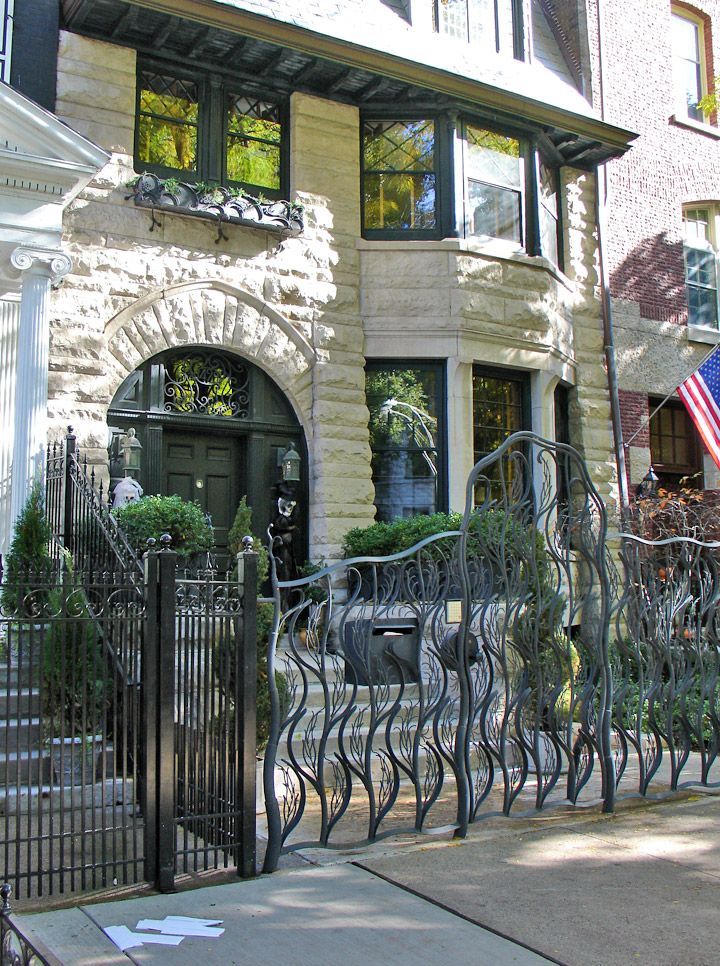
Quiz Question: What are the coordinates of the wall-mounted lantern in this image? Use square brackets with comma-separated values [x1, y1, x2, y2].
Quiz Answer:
[281, 442, 301, 483]
[118, 427, 142, 477]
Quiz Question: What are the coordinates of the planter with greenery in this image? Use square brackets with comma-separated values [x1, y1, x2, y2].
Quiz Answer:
[112, 494, 214, 560]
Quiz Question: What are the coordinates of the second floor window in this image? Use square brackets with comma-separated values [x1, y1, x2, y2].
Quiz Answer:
[671, 9, 708, 122]
[434, 0, 523, 59]
[362, 119, 437, 233]
[462, 124, 524, 244]
[136, 65, 286, 197]
[683, 206, 719, 328]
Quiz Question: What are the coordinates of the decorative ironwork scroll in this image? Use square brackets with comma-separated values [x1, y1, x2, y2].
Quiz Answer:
[128, 173, 304, 236]
[164, 353, 249, 418]
[612, 534, 720, 793]
[263, 433, 615, 871]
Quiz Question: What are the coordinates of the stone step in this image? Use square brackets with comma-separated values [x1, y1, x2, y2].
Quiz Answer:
[0, 687, 41, 717]
[0, 748, 52, 784]
[0, 777, 137, 816]
[1, 716, 42, 745]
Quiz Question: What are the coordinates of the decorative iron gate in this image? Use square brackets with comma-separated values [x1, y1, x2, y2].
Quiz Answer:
[1, 433, 259, 899]
[262, 433, 720, 870]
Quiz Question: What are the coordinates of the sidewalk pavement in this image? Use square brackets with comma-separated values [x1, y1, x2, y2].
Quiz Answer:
[15, 790, 720, 966]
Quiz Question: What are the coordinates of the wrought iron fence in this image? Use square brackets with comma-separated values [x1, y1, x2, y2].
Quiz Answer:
[0, 884, 60, 966]
[262, 433, 720, 870]
[45, 429, 142, 578]
[0, 543, 258, 899]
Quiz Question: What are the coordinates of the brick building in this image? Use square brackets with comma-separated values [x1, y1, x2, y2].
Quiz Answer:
[0, 0, 635, 561]
[588, 0, 720, 494]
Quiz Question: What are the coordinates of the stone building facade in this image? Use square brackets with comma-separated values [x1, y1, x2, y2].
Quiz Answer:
[0, 0, 635, 561]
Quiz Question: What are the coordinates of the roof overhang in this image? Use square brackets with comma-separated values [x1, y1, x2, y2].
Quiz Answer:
[62, 0, 636, 166]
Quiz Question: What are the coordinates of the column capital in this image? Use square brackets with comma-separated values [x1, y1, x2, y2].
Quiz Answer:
[10, 246, 73, 282]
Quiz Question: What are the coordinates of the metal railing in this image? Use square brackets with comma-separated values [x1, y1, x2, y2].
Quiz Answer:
[262, 433, 720, 869]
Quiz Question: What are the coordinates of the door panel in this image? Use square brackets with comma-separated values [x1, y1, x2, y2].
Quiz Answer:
[162, 431, 243, 556]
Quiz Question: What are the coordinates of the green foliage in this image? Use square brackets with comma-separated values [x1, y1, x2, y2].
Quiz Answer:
[366, 368, 436, 449]
[228, 496, 269, 586]
[43, 579, 110, 738]
[112, 494, 214, 559]
[1, 482, 53, 616]
[342, 511, 462, 558]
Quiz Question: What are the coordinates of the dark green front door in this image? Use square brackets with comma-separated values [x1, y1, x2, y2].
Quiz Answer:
[163, 431, 243, 554]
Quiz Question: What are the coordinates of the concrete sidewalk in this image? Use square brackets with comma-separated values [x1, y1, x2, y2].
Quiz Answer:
[14, 791, 720, 966]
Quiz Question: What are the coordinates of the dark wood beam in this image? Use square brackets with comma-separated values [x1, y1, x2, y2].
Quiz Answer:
[184, 25, 210, 57]
[325, 68, 352, 95]
[151, 15, 175, 49]
[290, 57, 318, 85]
[111, 5, 136, 37]
[355, 76, 386, 102]
[257, 47, 286, 77]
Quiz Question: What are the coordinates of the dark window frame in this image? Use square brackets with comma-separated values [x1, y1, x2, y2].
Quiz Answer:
[360, 108, 562, 265]
[649, 396, 704, 489]
[361, 113, 450, 241]
[365, 359, 448, 521]
[433, 0, 526, 61]
[472, 364, 531, 466]
[135, 58, 289, 200]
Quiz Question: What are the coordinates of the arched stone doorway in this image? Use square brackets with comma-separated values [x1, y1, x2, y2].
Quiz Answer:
[108, 346, 306, 559]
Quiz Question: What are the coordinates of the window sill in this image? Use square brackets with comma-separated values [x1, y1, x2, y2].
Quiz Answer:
[687, 324, 720, 344]
[669, 114, 720, 139]
[357, 236, 570, 286]
[126, 173, 304, 237]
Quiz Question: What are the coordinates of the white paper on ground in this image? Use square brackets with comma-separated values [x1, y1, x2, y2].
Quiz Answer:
[103, 925, 184, 951]
[164, 916, 224, 926]
[137, 917, 224, 937]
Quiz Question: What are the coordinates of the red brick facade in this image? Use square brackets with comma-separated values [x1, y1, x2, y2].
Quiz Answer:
[583, 0, 720, 490]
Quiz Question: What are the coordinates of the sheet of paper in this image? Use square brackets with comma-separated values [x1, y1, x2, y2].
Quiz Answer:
[103, 925, 184, 951]
[137, 917, 224, 937]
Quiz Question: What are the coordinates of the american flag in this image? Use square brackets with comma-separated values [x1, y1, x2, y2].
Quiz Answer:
[678, 345, 720, 470]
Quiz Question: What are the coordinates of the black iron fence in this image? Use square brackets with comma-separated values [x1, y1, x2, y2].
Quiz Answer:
[0, 884, 60, 966]
[0, 542, 258, 899]
[262, 434, 720, 870]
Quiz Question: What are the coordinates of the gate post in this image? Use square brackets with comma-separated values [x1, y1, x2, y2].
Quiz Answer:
[236, 538, 258, 878]
[142, 536, 178, 892]
[62, 427, 76, 554]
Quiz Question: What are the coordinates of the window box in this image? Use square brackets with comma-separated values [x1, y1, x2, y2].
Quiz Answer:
[126, 173, 304, 237]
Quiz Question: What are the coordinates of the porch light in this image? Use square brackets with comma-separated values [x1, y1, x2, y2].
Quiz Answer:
[281, 443, 301, 482]
[119, 427, 142, 475]
[636, 466, 659, 500]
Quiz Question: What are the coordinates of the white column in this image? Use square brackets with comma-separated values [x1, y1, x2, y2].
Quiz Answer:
[9, 246, 72, 526]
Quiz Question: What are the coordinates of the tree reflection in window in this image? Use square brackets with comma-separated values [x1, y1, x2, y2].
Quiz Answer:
[164, 353, 250, 417]
[366, 365, 440, 521]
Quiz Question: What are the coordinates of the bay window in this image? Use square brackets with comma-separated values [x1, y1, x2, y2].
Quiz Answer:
[361, 111, 561, 265]
[472, 366, 530, 503]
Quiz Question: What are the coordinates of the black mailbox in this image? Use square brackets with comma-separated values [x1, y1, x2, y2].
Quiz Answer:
[343, 617, 420, 686]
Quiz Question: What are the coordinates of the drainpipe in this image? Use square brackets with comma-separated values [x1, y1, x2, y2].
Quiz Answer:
[595, 0, 629, 511]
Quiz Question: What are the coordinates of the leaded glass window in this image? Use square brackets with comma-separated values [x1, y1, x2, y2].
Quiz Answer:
[434, 0, 518, 56]
[137, 71, 199, 173]
[226, 94, 282, 191]
[135, 64, 287, 197]
[472, 366, 529, 503]
[164, 353, 250, 418]
[362, 120, 436, 232]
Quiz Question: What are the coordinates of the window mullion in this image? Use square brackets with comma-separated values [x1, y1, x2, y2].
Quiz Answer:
[203, 74, 224, 184]
[525, 143, 541, 256]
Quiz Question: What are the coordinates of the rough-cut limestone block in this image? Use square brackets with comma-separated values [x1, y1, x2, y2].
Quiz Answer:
[451, 290, 505, 323]
[59, 30, 135, 74]
[232, 303, 270, 353]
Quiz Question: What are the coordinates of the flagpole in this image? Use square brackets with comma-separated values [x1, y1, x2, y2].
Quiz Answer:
[624, 343, 720, 448]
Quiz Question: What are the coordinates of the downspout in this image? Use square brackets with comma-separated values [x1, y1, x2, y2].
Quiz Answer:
[595, 0, 629, 510]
